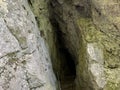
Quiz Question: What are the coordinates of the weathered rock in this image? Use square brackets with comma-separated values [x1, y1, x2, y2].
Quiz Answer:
[49, 0, 120, 90]
[0, 0, 56, 90]
[0, 0, 120, 90]
[27, 0, 61, 77]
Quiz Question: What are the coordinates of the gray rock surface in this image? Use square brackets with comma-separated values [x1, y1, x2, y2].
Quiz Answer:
[0, 0, 120, 90]
[0, 0, 56, 90]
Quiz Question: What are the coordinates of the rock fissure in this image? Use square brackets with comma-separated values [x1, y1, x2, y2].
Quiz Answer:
[49, 16, 77, 90]
[58, 48, 76, 90]
[0, 0, 120, 90]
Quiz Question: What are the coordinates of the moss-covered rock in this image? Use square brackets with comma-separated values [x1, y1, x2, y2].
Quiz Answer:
[50, 0, 120, 90]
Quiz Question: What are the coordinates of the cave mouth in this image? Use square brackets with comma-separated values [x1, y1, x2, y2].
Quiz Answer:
[54, 22, 76, 90]
[49, 16, 76, 90]
[59, 48, 76, 90]
[60, 48, 76, 77]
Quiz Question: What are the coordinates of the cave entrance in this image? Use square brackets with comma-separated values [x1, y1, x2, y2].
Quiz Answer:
[49, 17, 76, 90]
[59, 48, 76, 90]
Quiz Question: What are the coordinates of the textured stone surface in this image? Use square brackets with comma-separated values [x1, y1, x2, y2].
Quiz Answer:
[50, 0, 120, 90]
[28, 0, 61, 78]
[0, 0, 56, 90]
[0, 0, 120, 90]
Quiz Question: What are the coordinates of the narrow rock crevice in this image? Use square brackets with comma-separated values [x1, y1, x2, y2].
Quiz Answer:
[49, 17, 77, 90]
[59, 48, 76, 90]
[27, 0, 120, 90]
[29, 0, 79, 89]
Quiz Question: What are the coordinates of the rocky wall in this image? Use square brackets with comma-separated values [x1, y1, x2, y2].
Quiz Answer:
[0, 0, 57, 90]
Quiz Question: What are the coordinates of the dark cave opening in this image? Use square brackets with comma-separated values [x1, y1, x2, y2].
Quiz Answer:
[59, 48, 76, 78]
[50, 17, 76, 90]
[59, 43, 76, 90]
[59, 47, 76, 89]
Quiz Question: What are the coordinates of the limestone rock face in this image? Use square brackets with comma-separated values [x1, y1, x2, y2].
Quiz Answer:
[0, 0, 56, 90]
[0, 0, 120, 90]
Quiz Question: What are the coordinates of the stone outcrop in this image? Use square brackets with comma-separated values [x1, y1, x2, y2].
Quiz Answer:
[0, 0, 56, 90]
[0, 0, 120, 90]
